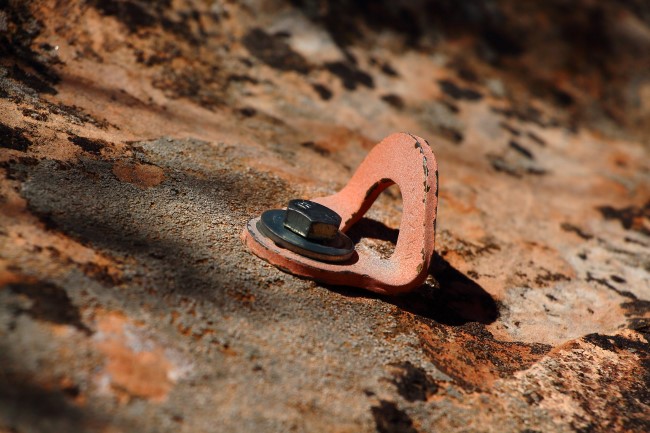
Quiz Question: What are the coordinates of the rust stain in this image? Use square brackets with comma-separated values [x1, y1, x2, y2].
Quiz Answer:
[0, 267, 26, 287]
[95, 311, 174, 403]
[413, 318, 551, 391]
[112, 161, 165, 189]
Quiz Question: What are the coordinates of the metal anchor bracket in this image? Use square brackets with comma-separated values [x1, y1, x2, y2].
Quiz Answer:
[242, 132, 439, 295]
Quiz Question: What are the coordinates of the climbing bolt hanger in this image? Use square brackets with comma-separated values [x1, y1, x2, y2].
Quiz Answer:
[242, 132, 439, 295]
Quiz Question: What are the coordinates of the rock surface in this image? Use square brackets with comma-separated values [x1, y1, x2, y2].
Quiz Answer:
[1, 1, 649, 432]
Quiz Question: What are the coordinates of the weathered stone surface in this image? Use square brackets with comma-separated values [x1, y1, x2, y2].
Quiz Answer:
[0, 1, 649, 432]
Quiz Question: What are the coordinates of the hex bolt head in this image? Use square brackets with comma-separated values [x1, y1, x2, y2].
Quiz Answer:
[283, 199, 342, 241]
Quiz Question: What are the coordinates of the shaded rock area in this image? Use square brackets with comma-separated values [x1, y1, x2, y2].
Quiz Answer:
[0, 1, 649, 432]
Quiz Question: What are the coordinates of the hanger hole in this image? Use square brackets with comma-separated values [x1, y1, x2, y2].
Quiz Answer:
[347, 184, 402, 259]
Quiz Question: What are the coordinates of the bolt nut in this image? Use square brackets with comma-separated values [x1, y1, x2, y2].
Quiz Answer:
[283, 199, 342, 241]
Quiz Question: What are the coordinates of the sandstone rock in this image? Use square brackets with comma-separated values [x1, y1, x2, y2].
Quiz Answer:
[0, 1, 648, 432]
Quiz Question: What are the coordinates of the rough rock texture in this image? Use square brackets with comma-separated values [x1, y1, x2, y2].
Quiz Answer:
[1, 1, 649, 432]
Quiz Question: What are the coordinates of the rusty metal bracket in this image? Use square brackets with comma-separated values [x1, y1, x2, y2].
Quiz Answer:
[242, 132, 439, 295]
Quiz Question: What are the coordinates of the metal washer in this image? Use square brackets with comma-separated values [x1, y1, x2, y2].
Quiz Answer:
[258, 209, 355, 263]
